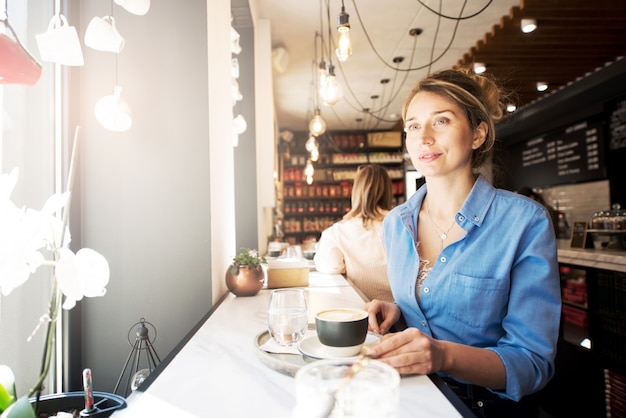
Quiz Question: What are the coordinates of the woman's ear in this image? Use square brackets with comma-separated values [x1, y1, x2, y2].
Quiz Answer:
[472, 121, 488, 149]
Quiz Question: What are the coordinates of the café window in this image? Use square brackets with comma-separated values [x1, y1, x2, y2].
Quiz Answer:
[1, 1, 69, 393]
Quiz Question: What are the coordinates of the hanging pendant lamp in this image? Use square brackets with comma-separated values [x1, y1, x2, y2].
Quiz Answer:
[0, 17, 42, 86]
[320, 64, 343, 106]
[335, 2, 352, 62]
[309, 108, 326, 136]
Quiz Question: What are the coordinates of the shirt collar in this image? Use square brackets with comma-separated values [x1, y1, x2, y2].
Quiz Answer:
[397, 174, 496, 228]
[459, 175, 496, 227]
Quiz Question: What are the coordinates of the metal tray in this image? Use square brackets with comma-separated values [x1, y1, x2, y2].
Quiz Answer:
[254, 325, 317, 377]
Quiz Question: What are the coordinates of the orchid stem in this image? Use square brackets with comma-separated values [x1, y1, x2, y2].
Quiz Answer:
[29, 126, 80, 401]
[29, 284, 61, 399]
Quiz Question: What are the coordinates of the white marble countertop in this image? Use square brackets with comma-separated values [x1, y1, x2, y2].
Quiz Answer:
[557, 239, 626, 272]
[111, 272, 470, 417]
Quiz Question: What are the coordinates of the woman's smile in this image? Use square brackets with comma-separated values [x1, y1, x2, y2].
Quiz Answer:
[418, 151, 442, 163]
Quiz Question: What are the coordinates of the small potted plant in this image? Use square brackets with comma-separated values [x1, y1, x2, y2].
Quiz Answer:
[225, 248, 266, 297]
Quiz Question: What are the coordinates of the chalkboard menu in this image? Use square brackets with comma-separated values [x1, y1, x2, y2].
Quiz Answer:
[570, 221, 590, 249]
[608, 96, 626, 150]
[506, 118, 606, 188]
[605, 95, 626, 207]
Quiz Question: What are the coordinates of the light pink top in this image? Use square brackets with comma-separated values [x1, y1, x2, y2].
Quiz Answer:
[314, 214, 393, 302]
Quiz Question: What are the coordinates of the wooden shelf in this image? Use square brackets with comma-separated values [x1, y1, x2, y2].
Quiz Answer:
[279, 131, 406, 244]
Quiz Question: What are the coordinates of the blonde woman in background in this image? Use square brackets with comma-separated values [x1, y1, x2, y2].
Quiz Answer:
[314, 164, 394, 302]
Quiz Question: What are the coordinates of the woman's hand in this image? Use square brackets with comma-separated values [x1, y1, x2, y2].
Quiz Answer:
[364, 299, 401, 335]
[365, 329, 506, 389]
[365, 328, 445, 376]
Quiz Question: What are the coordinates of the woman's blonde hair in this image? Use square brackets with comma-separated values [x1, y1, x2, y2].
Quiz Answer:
[344, 164, 393, 228]
[402, 67, 508, 169]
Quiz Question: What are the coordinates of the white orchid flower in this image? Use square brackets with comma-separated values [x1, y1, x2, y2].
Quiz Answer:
[0, 168, 72, 296]
[0, 167, 19, 200]
[55, 248, 110, 310]
[0, 168, 43, 295]
[1, 140, 113, 411]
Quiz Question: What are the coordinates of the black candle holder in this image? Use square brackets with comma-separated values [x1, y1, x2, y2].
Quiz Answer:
[113, 318, 161, 397]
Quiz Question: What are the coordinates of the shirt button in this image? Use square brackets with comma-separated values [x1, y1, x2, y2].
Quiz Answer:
[440, 256, 447, 263]
[474, 216, 480, 222]
[421, 320, 427, 326]
[423, 287, 430, 293]
[458, 215, 464, 222]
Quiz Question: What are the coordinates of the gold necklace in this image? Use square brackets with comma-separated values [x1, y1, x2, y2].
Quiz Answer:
[426, 201, 456, 245]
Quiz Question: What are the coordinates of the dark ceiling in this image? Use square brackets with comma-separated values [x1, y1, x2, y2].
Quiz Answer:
[456, 0, 626, 113]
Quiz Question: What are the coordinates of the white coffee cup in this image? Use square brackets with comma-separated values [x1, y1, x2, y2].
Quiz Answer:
[84, 16, 125, 54]
[315, 308, 369, 357]
[114, 0, 151, 16]
[36, 14, 84, 66]
[94, 86, 133, 132]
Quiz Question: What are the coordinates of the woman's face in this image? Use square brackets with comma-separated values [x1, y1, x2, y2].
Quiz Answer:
[403, 91, 486, 179]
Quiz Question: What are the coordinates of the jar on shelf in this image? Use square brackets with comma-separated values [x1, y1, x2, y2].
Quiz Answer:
[612, 204, 626, 230]
[590, 204, 626, 230]
[590, 211, 606, 230]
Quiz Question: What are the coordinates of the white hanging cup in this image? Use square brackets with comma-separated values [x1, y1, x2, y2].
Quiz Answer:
[95, 86, 133, 132]
[84, 16, 125, 53]
[35, 14, 84, 66]
[114, 0, 150, 16]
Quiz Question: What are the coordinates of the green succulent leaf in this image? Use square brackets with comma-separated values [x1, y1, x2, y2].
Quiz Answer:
[231, 248, 266, 269]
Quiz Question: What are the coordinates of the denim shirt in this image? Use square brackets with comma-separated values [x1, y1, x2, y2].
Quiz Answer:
[383, 175, 561, 401]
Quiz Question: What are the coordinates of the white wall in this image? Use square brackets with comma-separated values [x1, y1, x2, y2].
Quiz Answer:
[76, 0, 230, 392]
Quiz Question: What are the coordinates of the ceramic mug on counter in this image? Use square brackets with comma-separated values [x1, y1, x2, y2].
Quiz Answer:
[315, 308, 369, 358]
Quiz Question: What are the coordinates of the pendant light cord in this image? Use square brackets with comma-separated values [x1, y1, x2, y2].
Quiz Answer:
[325, 0, 333, 68]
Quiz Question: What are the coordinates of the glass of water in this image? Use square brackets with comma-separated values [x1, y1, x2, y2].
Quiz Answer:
[293, 359, 400, 418]
[268, 288, 308, 346]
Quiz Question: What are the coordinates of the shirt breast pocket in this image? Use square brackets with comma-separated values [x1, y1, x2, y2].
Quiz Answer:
[447, 273, 510, 329]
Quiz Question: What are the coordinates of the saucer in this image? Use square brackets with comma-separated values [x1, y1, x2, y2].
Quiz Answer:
[298, 332, 381, 360]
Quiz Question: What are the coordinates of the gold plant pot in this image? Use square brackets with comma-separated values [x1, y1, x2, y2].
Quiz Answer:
[225, 264, 265, 297]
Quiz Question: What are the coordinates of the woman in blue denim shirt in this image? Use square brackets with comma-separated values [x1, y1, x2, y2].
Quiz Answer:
[364, 68, 561, 417]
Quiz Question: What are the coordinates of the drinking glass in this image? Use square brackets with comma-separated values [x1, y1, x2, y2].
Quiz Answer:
[285, 245, 303, 260]
[293, 359, 400, 418]
[268, 288, 308, 346]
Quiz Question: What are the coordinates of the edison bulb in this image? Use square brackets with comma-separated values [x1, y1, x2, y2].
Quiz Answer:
[309, 110, 326, 136]
[320, 73, 343, 106]
[304, 160, 314, 177]
[305, 135, 318, 152]
[310, 148, 319, 162]
[336, 29, 352, 62]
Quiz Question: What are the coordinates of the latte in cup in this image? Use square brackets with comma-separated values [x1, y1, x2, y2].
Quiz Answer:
[317, 308, 368, 321]
[315, 308, 369, 358]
